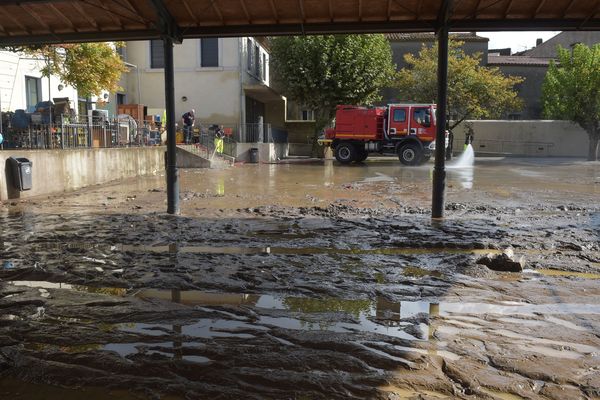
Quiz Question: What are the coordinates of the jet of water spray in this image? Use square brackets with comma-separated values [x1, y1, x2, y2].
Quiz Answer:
[452, 144, 475, 168]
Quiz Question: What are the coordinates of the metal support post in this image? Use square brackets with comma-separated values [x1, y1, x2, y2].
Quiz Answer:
[431, 22, 449, 218]
[164, 36, 179, 214]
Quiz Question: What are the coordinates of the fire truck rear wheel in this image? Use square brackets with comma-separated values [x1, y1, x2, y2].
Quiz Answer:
[335, 142, 357, 164]
[398, 143, 422, 166]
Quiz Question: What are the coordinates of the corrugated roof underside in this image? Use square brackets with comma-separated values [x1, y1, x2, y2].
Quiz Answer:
[0, 0, 597, 44]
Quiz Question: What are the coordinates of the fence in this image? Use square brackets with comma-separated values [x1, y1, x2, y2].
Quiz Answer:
[1, 115, 160, 150]
[1, 117, 288, 152]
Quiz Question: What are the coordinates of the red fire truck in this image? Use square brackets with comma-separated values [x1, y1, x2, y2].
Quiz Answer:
[320, 104, 448, 165]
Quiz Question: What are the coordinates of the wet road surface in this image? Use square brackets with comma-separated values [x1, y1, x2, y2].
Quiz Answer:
[1, 157, 599, 399]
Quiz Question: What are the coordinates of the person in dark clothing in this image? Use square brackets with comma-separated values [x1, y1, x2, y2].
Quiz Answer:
[181, 109, 195, 144]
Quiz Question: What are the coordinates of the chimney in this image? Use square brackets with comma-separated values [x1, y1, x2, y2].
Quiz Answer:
[536, 38, 543, 46]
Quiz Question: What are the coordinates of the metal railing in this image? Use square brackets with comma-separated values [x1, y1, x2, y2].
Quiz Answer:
[180, 133, 236, 163]
[1, 115, 162, 150]
[1, 117, 289, 151]
[235, 123, 272, 143]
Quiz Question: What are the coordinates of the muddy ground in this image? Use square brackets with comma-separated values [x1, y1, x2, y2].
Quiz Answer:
[1, 157, 599, 399]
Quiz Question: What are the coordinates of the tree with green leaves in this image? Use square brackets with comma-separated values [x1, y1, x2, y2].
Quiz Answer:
[6, 43, 127, 99]
[395, 40, 523, 133]
[271, 34, 395, 156]
[542, 43, 600, 161]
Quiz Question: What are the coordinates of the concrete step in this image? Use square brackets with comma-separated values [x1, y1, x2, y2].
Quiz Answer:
[176, 145, 234, 169]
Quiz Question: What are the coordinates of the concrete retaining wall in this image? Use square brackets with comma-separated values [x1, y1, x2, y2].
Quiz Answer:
[288, 143, 312, 156]
[176, 147, 211, 168]
[234, 143, 288, 163]
[0, 147, 164, 201]
[452, 120, 590, 157]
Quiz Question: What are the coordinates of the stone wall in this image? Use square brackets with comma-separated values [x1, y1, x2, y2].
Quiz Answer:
[0, 147, 164, 201]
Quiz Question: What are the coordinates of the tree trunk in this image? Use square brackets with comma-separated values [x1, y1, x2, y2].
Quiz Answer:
[589, 132, 599, 161]
[311, 110, 332, 158]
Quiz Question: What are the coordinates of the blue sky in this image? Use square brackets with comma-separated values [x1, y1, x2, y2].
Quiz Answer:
[478, 31, 561, 52]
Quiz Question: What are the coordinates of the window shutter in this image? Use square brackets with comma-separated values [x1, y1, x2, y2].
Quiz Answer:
[201, 38, 219, 67]
[150, 40, 164, 68]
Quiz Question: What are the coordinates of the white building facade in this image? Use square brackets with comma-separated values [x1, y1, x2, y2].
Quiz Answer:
[120, 37, 287, 138]
[0, 50, 78, 115]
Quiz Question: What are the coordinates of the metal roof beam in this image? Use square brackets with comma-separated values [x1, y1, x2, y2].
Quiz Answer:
[436, 0, 453, 30]
[0, 0, 60, 4]
[147, 0, 182, 43]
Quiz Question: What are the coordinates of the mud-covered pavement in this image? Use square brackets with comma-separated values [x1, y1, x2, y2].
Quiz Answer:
[1, 157, 599, 399]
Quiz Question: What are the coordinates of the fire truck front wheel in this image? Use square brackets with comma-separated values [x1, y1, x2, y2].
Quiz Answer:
[398, 143, 423, 166]
[335, 142, 357, 164]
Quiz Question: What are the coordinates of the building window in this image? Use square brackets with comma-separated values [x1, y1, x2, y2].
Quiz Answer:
[247, 38, 253, 71]
[150, 40, 164, 68]
[25, 76, 41, 111]
[301, 110, 314, 121]
[116, 93, 126, 105]
[254, 44, 260, 76]
[200, 38, 219, 67]
[393, 109, 406, 122]
[262, 53, 267, 81]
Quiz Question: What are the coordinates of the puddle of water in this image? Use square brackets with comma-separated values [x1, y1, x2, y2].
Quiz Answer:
[529, 269, 600, 280]
[9, 281, 127, 296]
[9, 281, 600, 363]
[103, 341, 173, 358]
[136, 289, 261, 306]
[9, 282, 600, 321]
[181, 319, 266, 338]
[360, 172, 395, 183]
[0, 377, 183, 400]
[257, 315, 418, 340]
[182, 355, 212, 364]
[8, 241, 503, 256]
